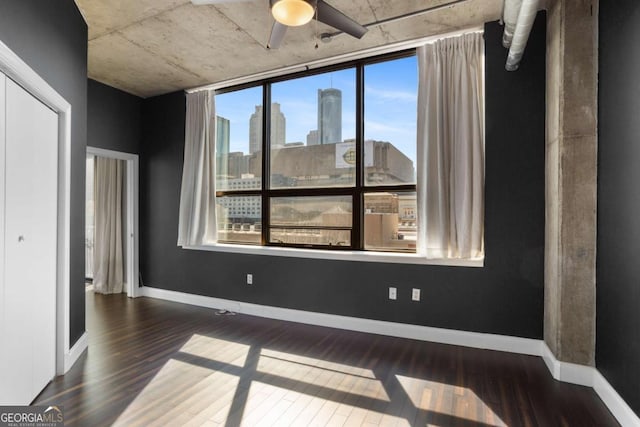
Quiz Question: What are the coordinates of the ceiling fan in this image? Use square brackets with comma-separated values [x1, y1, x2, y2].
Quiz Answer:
[191, 0, 368, 49]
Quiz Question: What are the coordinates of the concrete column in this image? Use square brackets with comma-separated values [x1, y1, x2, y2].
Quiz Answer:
[545, 0, 598, 366]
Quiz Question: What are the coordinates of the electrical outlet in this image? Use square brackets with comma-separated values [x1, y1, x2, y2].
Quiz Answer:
[412, 288, 421, 301]
[247, 274, 253, 285]
[389, 286, 397, 300]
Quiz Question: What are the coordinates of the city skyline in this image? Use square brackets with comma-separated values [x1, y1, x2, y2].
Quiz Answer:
[215, 55, 418, 162]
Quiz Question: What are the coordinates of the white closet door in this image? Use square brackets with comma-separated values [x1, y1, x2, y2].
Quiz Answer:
[0, 73, 7, 403]
[1, 77, 58, 405]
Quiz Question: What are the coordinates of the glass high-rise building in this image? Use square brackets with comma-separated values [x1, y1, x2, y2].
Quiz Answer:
[317, 88, 342, 145]
[249, 103, 286, 154]
[216, 116, 230, 178]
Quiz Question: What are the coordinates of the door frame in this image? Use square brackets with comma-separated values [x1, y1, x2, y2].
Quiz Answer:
[87, 147, 140, 299]
[0, 40, 74, 375]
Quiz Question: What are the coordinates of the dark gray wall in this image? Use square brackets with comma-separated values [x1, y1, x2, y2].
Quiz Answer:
[140, 17, 546, 339]
[88, 79, 142, 154]
[597, 0, 640, 417]
[0, 1, 88, 345]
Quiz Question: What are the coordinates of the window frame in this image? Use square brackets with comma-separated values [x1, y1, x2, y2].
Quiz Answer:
[215, 49, 418, 252]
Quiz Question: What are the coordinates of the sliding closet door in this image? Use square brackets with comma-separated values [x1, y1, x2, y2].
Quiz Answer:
[0, 73, 6, 403]
[1, 77, 58, 404]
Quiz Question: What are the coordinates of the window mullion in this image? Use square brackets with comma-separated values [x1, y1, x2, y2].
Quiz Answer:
[353, 64, 365, 250]
[261, 83, 270, 246]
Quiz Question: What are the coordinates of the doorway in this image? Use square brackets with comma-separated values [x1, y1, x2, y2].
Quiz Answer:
[85, 147, 139, 298]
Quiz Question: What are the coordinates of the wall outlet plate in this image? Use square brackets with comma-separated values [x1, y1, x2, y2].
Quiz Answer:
[247, 274, 253, 285]
[412, 288, 421, 301]
[389, 286, 397, 300]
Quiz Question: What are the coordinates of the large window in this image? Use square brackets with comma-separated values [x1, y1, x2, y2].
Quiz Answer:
[215, 52, 418, 253]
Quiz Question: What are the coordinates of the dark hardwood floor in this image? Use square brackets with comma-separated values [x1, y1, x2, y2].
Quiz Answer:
[35, 291, 619, 426]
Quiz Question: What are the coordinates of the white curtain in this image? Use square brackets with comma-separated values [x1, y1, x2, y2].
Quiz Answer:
[178, 90, 217, 246]
[93, 157, 125, 294]
[416, 32, 485, 259]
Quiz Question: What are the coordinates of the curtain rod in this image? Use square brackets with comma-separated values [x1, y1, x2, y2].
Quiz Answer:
[186, 25, 483, 93]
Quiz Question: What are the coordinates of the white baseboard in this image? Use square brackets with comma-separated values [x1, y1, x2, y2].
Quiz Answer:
[541, 342, 640, 426]
[541, 343, 594, 387]
[63, 332, 87, 373]
[140, 286, 639, 427]
[140, 286, 541, 355]
[593, 370, 640, 427]
[541, 342, 561, 378]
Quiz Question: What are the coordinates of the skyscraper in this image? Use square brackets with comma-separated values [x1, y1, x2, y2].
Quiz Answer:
[306, 129, 318, 146]
[216, 116, 230, 178]
[271, 103, 286, 149]
[317, 88, 342, 145]
[249, 103, 286, 154]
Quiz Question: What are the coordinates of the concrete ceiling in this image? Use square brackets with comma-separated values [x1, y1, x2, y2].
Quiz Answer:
[76, 0, 503, 98]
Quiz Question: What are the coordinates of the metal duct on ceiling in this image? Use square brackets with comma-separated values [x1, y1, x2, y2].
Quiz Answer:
[502, 0, 522, 48]
[503, 0, 540, 71]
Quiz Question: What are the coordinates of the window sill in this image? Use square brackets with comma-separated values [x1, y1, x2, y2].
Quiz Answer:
[181, 243, 484, 267]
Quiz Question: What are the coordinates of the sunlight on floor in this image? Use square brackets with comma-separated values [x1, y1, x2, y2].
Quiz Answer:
[112, 335, 505, 426]
[257, 348, 389, 402]
[238, 380, 394, 427]
[181, 334, 250, 368]
[396, 375, 507, 427]
[260, 348, 377, 379]
[112, 358, 240, 426]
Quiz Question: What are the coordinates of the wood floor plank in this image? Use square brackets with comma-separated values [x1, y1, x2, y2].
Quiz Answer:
[33, 292, 620, 427]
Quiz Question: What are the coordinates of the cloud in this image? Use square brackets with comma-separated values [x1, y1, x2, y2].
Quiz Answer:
[365, 85, 416, 103]
[366, 120, 414, 135]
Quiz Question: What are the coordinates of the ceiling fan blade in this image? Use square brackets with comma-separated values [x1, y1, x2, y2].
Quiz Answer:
[267, 21, 288, 49]
[316, 0, 368, 39]
[191, 0, 251, 5]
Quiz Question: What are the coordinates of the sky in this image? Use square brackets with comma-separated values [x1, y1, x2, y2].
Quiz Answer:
[215, 55, 418, 163]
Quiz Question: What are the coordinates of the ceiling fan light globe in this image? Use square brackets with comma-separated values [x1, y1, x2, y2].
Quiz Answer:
[272, 0, 315, 27]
